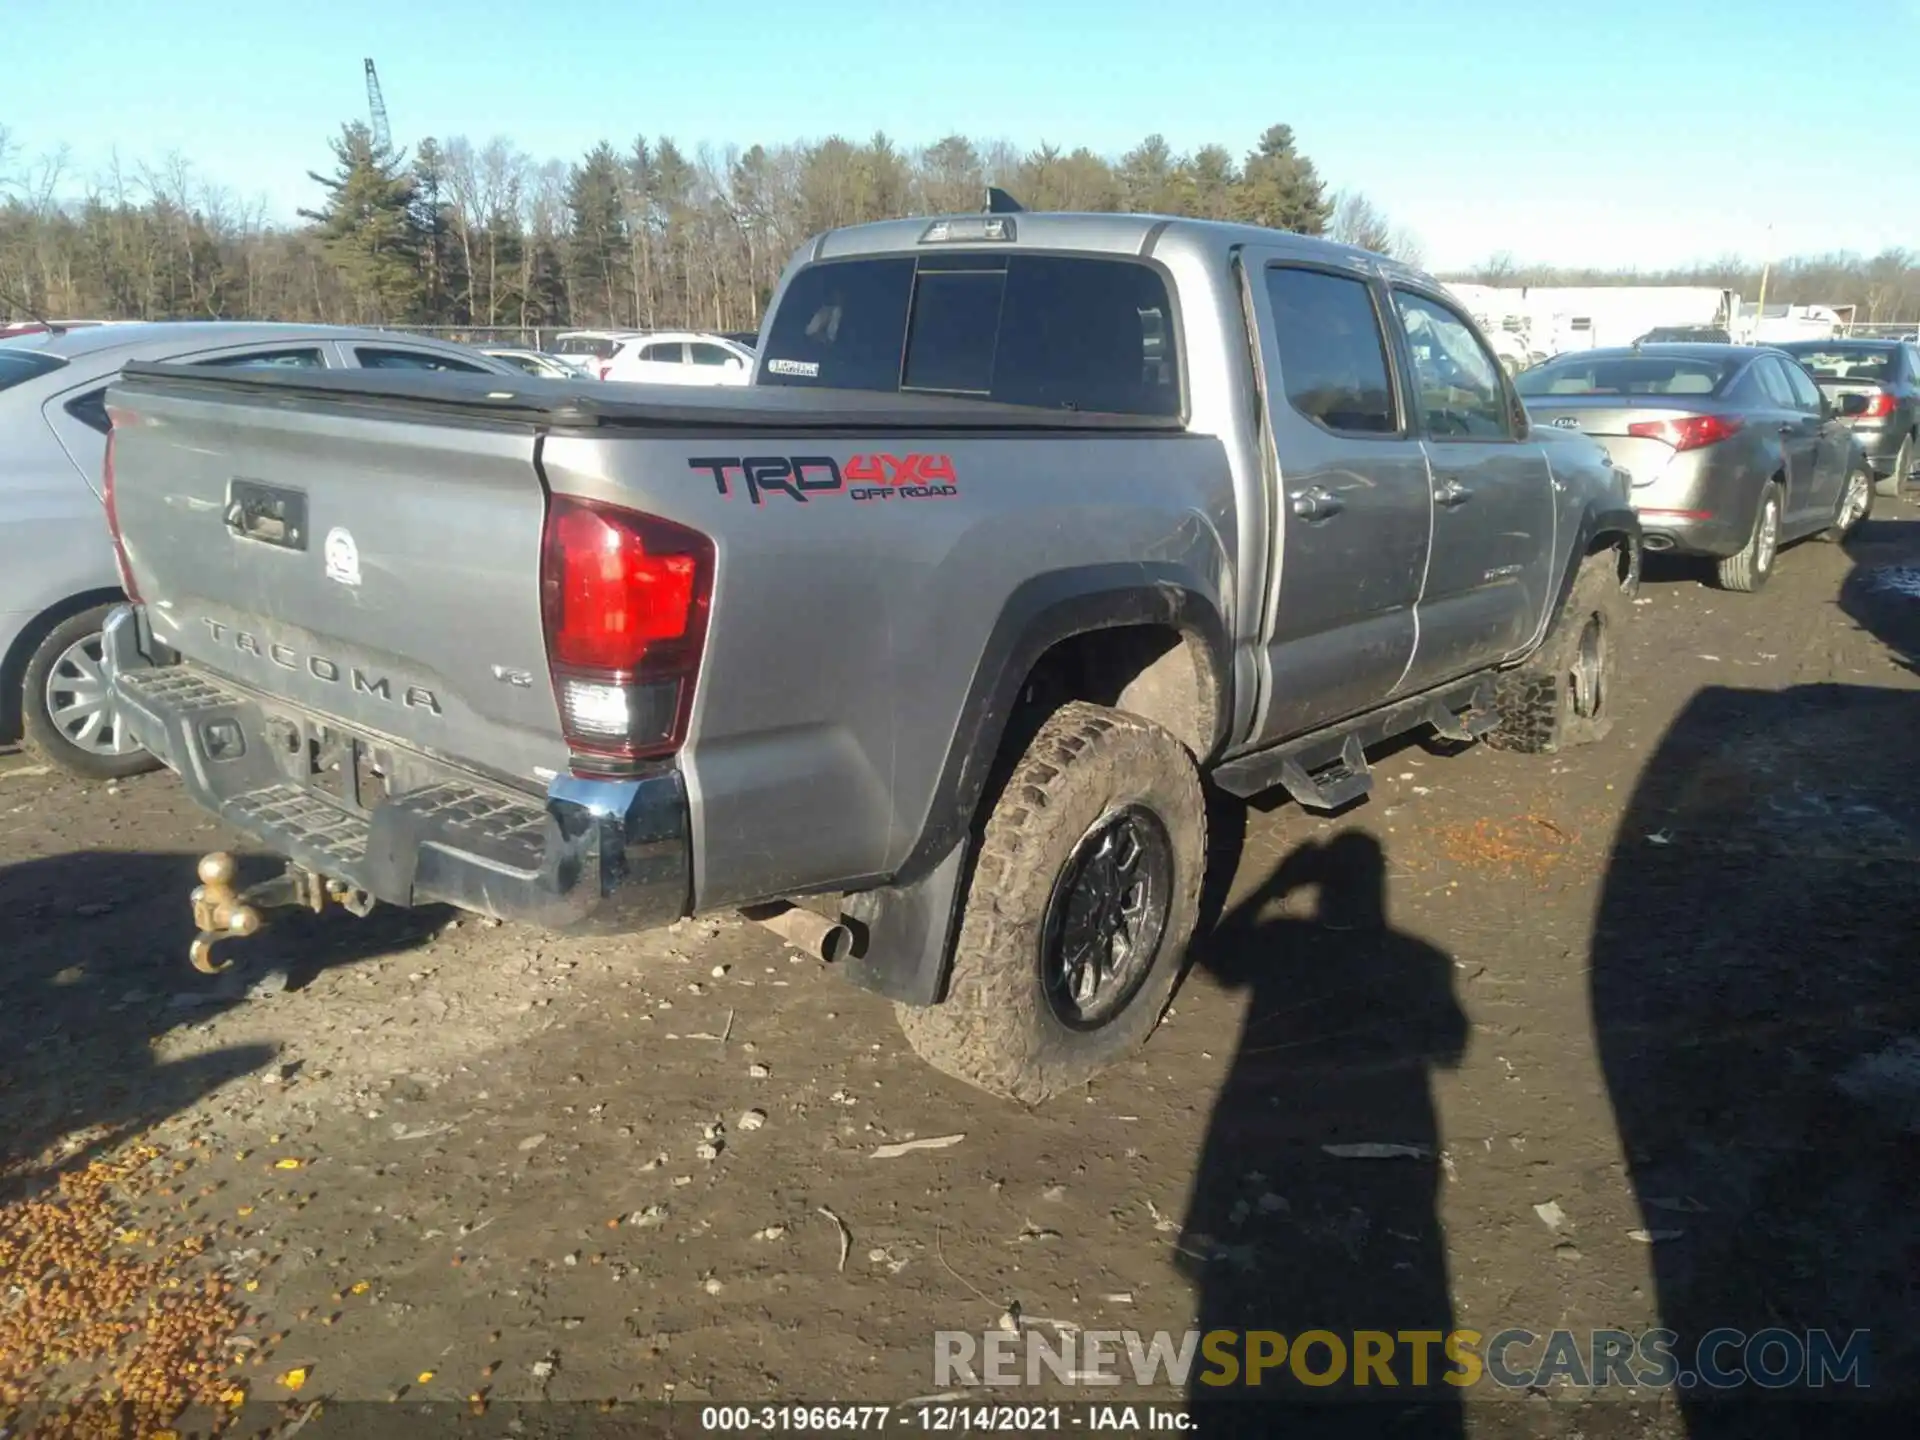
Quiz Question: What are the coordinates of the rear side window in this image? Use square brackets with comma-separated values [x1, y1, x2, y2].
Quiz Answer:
[65, 388, 111, 435]
[761, 255, 1181, 416]
[1265, 267, 1397, 434]
[0, 349, 68, 392]
[1753, 357, 1799, 409]
[557, 335, 620, 358]
[353, 347, 489, 373]
[1779, 360, 1822, 412]
[638, 342, 684, 364]
[689, 343, 738, 367]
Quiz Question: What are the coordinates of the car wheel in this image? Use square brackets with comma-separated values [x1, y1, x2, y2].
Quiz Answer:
[1821, 463, 1874, 542]
[1875, 433, 1912, 499]
[895, 701, 1206, 1103]
[20, 603, 160, 781]
[1715, 482, 1784, 593]
[1485, 545, 1632, 754]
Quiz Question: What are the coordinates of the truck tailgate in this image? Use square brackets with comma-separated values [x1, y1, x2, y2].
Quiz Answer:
[106, 372, 566, 787]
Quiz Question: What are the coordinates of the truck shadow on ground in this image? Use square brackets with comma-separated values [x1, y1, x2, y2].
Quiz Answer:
[1586, 515, 1920, 1435]
[1177, 829, 1469, 1436]
[0, 849, 441, 1190]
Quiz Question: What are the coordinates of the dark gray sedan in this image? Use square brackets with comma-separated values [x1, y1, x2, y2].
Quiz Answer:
[1518, 344, 1873, 593]
[1777, 338, 1920, 497]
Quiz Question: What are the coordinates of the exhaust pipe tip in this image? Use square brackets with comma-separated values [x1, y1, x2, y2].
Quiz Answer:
[743, 902, 857, 965]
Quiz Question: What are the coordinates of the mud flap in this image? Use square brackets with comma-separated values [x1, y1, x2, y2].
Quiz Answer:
[838, 837, 970, 1007]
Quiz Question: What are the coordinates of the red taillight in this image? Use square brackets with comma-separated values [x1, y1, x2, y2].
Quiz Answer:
[101, 424, 142, 602]
[1627, 414, 1744, 452]
[539, 495, 713, 771]
[596, 362, 612, 380]
[1859, 392, 1896, 419]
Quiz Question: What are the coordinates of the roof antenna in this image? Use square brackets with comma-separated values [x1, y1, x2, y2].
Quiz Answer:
[1, 289, 61, 334]
[985, 187, 1026, 214]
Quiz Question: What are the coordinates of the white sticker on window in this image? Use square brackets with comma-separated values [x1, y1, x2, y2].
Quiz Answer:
[767, 358, 819, 378]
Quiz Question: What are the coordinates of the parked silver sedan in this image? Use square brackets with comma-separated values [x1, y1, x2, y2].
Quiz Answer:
[1776, 338, 1920, 497]
[0, 323, 520, 778]
[1517, 344, 1873, 592]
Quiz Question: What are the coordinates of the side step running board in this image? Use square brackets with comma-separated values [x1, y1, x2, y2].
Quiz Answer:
[1212, 675, 1500, 809]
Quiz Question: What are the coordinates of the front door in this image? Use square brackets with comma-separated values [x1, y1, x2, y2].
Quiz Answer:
[1388, 288, 1557, 694]
[1246, 252, 1433, 744]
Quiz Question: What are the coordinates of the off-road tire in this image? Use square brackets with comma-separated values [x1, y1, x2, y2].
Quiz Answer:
[1715, 482, 1783, 593]
[1485, 548, 1631, 754]
[1821, 463, 1874, 542]
[895, 701, 1206, 1104]
[20, 604, 160, 781]
[1873, 433, 1911, 499]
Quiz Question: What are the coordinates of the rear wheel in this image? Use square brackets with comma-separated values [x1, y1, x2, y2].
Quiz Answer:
[1822, 463, 1873, 542]
[1486, 546, 1631, 754]
[1715, 482, 1783, 593]
[895, 701, 1206, 1103]
[21, 603, 160, 781]
[1876, 433, 1914, 499]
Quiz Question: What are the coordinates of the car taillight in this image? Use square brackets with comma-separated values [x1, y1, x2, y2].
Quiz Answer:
[596, 362, 612, 380]
[101, 424, 142, 602]
[540, 495, 713, 773]
[1627, 414, 1744, 452]
[1859, 392, 1896, 419]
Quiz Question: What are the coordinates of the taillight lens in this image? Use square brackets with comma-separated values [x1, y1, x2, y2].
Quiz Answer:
[540, 496, 713, 772]
[1859, 392, 1896, 419]
[101, 424, 142, 601]
[596, 362, 612, 380]
[1627, 414, 1744, 452]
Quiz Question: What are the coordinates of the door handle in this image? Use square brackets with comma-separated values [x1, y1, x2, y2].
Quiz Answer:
[1434, 478, 1473, 508]
[1290, 485, 1343, 522]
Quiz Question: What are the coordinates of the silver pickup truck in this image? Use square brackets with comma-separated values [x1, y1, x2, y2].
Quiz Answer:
[102, 210, 1640, 1101]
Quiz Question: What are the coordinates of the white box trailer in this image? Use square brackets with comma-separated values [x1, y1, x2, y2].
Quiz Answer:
[1448, 285, 1740, 358]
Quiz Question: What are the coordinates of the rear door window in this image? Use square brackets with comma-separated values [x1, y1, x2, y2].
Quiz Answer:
[1779, 359, 1823, 413]
[352, 347, 490, 372]
[638, 342, 686, 364]
[688, 342, 738, 367]
[1265, 266, 1398, 435]
[1753, 357, 1799, 409]
[0, 349, 69, 392]
[198, 348, 327, 370]
[760, 254, 1180, 416]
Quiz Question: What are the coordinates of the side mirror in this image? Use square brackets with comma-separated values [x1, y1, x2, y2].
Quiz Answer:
[1838, 392, 1870, 417]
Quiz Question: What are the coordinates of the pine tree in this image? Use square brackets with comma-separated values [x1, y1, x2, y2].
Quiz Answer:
[566, 142, 627, 325]
[300, 122, 424, 322]
[1236, 124, 1331, 236]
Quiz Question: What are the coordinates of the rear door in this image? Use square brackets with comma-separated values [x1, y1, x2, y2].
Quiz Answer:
[1389, 287, 1556, 692]
[1244, 252, 1431, 742]
[1755, 356, 1824, 524]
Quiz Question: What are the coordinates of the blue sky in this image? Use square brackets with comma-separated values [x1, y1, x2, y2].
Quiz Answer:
[5, 0, 1915, 271]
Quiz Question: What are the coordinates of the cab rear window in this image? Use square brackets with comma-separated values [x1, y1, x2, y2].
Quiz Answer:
[760, 255, 1181, 417]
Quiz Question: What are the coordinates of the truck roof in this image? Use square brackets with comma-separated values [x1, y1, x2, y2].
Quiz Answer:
[804, 210, 1429, 282]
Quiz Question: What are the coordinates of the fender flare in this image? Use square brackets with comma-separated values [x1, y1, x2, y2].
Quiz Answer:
[1538, 502, 1642, 645]
[838, 565, 1230, 1007]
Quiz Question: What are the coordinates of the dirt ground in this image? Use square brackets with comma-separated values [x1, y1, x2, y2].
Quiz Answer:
[4, 503, 1918, 1438]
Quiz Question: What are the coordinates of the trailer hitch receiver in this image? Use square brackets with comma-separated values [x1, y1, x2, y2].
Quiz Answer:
[188, 851, 364, 974]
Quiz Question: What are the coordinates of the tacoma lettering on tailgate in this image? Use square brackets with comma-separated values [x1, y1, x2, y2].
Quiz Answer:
[201, 618, 442, 714]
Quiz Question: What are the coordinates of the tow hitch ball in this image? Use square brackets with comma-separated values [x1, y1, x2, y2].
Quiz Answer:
[187, 851, 371, 974]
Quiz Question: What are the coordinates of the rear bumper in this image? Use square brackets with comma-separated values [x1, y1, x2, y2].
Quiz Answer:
[1845, 423, 1903, 472]
[102, 605, 690, 934]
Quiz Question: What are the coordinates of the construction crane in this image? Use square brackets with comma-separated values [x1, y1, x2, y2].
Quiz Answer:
[364, 58, 391, 152]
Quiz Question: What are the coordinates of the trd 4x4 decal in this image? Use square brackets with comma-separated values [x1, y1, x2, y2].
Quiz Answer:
[689, 454, 958, 506]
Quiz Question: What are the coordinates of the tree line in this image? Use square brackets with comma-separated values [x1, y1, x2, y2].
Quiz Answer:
[3, 118, 1915, 334]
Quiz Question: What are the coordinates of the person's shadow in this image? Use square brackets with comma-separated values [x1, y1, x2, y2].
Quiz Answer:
[1178, 829, 1469, 1436]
